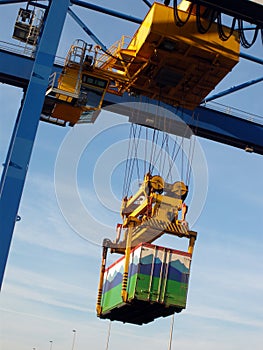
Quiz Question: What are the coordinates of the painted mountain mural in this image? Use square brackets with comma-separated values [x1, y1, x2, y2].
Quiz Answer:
[102, 243, 191, 293]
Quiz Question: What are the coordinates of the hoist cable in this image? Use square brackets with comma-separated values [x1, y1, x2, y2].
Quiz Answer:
[159, 133, 167, 176]
[122, 124, 134, 197]
[125, 124, 142, 196]
[125, 124, 138, 195]
[187, 135, 196, 186]
[163, 136, 171, 180]
[124, 123, 138, 196]
[135, 126, 142, 185]
[185, 136, 192, 186]
[148, 128, 156, 174]
[150, 129, 160, 174]
[144, 126, 148, 176]
[166, 136, 182, 180]
[151, 133, 168, 175]
[181, 138, 184, 182]
[165, 135, 176, 183]
[173, 0, 194, 27]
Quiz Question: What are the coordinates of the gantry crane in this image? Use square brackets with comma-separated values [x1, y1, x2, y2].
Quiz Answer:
[0, 0, 263, 295]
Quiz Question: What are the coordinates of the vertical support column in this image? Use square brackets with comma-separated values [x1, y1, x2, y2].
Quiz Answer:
[121, 222, 134, 302]
[188, 232, 197, 255]
[96, 245, 108, 316]
[0, 0, 70, 290]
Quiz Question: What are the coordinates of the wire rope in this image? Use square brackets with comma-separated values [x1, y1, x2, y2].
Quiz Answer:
[148, 128, 156, 174]
[123, 123, 143, 197]
[126, 124, 139, 195]
[181, 137, 184, 181]
[165, 135, 176, 183]
[122, 124, 134, 197]
[187, 135, 196, 186]
[144, 126, 148, 176]
[151, 132, 168, 175]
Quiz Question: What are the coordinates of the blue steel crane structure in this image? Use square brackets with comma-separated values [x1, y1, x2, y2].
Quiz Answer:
[0, 0, 263, 290]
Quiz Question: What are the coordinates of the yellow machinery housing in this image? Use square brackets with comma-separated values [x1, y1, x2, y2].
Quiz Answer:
[96, 2, 240, 110]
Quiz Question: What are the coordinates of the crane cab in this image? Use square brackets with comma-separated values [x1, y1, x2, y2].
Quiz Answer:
[12, 7, 43, 46]
[42, 40, 110, 126]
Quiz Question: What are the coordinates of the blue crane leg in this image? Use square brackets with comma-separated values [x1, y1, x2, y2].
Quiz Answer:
[0, 0, 70, 290]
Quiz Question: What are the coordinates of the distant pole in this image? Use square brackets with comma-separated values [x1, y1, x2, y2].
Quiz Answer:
[49, 340, 53, 350]
[71, 330, 77, 350]
[168, 314, 175, 350]
[105, 321, 112, 350]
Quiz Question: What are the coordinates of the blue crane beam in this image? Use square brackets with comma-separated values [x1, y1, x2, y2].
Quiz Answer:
[70, 0, 142, 24]
[203, 76, 263, 103]
[67, 8, 108, 52]
[0, 0, 27, 4]
[102, 94, 263, 155]
[0, 47, 263, 155]
[0, 0, 70, 290]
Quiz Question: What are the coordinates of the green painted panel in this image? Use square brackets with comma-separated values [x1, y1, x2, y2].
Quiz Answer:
[102, 273, 188, 313]
[101, 273, 138, 313]
[134, 274, 188, 307]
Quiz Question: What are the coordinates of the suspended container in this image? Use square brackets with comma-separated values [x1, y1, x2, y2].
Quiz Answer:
[97, 242, 192, 325]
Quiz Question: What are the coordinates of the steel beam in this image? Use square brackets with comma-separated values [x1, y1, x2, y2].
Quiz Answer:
[103, 93, 263, 155]
[239, 52, 263, 66]
[0, 47, 263, 155]
[0, 0, 26, 4]
[186, 0, 263, 27]
[0, 0, 70, 290]
[203, 76, 263, 103]
[68, 8, 107, 51]
[142, 0, 152, 8]
[71, 0, 142, 24]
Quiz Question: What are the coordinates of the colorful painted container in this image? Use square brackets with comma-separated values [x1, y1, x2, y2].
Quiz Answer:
[99, 243, 192, 325]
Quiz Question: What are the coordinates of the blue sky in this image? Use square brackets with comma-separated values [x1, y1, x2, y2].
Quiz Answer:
[1, 1, 263, 350]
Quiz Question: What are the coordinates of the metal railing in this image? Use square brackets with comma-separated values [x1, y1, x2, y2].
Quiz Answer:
[95, 35, 131, 68]
[0, 40, 65, 65]
[202, 101, 263, 125]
